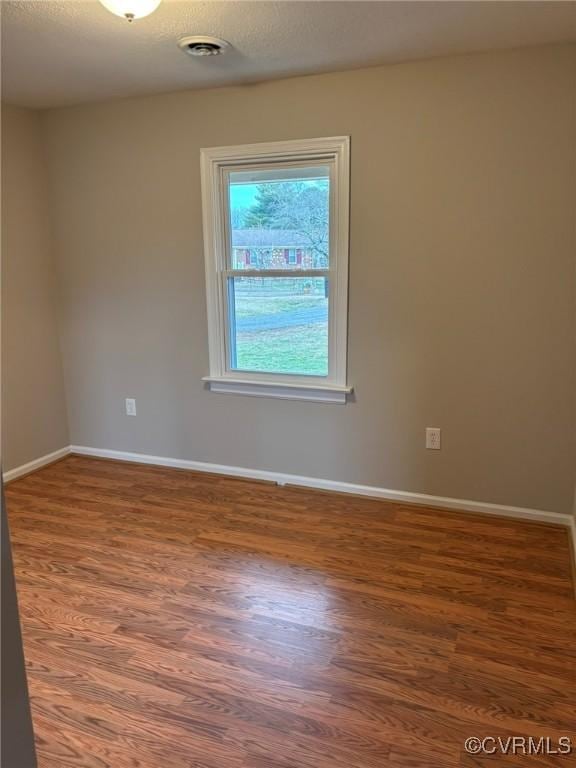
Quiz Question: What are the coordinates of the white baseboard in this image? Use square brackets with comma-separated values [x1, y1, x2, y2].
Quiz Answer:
[3, 446, 71, 483]
[68, 444, 573, 528]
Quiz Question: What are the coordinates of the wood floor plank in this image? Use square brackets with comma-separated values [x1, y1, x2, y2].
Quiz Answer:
[6, 455, 575, 768]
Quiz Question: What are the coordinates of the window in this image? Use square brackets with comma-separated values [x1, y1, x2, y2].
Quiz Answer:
[201, 137, 351, 403]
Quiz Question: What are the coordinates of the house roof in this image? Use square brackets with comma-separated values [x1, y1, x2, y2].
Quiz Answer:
[231, 230, 311, 248]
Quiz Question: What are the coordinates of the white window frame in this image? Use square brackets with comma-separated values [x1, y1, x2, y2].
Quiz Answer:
[200, 136, 351, 404]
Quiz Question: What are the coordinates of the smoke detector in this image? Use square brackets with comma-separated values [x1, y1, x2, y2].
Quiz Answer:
[177, 36, 230, 57]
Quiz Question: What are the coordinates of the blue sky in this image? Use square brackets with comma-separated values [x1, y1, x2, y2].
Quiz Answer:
[230, 183, 259, 210]
[230, 179, 329, 215]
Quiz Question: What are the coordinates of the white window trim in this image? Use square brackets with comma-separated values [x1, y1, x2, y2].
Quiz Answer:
[200, 136, 351, 404]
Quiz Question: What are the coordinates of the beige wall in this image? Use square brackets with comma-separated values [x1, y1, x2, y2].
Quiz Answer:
[1, 105, 69, 470]
[42, 44, 576, 514]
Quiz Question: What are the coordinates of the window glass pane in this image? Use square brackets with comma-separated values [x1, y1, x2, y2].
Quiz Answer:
[228, 165, 330, 270]
[228, 276, 328, 376]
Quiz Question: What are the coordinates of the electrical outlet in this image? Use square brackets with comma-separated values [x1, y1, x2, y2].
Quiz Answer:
[125, 398, 137, 416]
[426, 427, 441, 450]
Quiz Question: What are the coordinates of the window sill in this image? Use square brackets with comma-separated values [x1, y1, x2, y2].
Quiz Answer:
[202, 377, 352, 404]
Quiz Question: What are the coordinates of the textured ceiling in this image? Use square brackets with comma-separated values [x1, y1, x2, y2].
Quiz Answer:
[2, 0, 576, 109]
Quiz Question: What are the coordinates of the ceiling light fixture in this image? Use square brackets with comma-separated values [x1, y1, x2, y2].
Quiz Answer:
[177, 36, 230, 57]
[99, 0, 162, 22]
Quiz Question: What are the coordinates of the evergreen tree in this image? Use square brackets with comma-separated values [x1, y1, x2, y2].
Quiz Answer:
[243, 185, 281, 228]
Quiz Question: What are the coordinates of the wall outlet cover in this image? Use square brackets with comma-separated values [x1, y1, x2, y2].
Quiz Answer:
[426, 427, 441, 450]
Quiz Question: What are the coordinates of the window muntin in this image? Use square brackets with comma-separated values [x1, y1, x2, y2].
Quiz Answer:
[201, 137, 350, 402]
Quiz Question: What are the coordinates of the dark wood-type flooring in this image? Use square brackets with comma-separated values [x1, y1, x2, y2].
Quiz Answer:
[6, 455, 576, 768]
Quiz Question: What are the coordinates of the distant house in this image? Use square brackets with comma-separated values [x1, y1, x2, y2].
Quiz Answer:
[231, 229, 320, 269]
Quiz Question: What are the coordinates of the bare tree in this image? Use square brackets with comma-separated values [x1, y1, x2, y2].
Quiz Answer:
[244, 181, 329, 267]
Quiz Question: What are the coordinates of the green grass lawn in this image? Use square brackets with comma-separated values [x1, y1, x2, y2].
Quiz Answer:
[235, 322, 328, 376]
[234, 294, 326, 318]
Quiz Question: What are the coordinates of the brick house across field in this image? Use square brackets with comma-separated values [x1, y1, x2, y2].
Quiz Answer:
[231, 229, 322, 269]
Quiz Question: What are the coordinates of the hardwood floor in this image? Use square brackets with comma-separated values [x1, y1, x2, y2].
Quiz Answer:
[6, 455, 575, 768]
